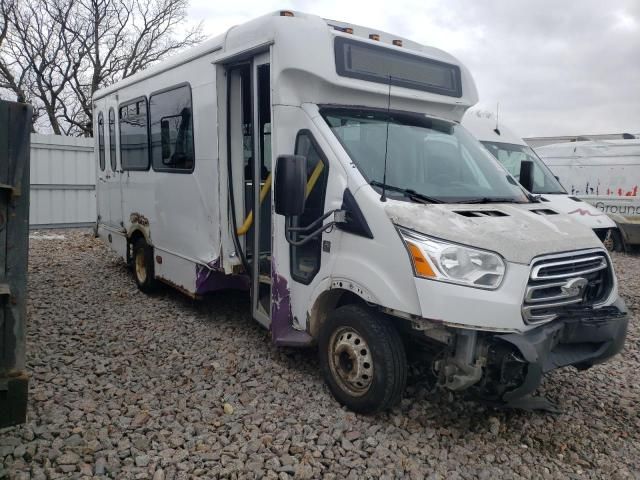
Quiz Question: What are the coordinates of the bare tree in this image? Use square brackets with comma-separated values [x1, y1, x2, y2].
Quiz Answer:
[0, 0, 37, 120]
[0, 0, 203, 135]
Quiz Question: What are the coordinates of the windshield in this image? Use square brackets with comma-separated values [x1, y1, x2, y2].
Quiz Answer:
[322, 108, 529, 204]
[481, 141, 566, 194]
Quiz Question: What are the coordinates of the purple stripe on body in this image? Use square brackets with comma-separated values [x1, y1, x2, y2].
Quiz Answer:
[195, 259, 250, 294]
[270, 257, 313, 347]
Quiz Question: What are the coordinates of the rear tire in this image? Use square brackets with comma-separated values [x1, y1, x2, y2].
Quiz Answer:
[132, 237, 158, 293]
[319, 305, 407, 413]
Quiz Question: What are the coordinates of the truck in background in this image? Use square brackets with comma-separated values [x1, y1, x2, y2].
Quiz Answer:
[463, 111, 620, 249]
[536, 139, 640, 250]
[0, 99, 32, 428]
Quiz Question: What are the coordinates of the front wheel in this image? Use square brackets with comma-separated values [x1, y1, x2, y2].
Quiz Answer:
[610, 229, 625, 253]
[319, 305, 407, 413]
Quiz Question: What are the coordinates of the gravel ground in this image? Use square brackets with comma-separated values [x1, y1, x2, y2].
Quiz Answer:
[1, 230, 639, 479]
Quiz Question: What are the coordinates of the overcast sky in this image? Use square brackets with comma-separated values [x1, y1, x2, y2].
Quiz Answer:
[186, 0, 640, 137]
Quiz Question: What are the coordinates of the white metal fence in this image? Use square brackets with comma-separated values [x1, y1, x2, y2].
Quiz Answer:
[30, 134, 95, 229]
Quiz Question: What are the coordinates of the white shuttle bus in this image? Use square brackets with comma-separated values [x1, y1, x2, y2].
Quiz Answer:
[462, 111, 619, 248]
[93, 11, 627, 412]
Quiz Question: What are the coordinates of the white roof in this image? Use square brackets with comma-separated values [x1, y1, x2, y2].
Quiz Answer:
[461, 110, 527, 146]
[94, 10, 477, 114]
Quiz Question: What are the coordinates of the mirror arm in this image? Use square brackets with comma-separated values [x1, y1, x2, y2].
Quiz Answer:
[286, 209, 340, 233]
[285, 210, 347, 246]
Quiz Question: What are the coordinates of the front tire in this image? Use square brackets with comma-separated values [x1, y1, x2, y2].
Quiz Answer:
[319, 305, 407, 413]
[610, 229, 624, 253]
[132, 238, 158, 293]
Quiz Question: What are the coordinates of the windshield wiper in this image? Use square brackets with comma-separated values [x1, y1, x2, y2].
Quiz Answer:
[454, 197, 524, 204]
[370, 181, 443, 204]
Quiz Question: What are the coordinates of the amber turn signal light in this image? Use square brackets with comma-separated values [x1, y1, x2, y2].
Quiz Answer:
[406, 242, 436, 278]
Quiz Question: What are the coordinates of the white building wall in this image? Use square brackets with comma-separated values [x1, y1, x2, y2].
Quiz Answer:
[29, 134, 95, 228]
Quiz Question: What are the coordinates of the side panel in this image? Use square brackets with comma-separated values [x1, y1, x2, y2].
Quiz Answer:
[94, 54, 222, 295]
[0, 100, 32, 428]
[542, 157, 640, 197]
[154, 250, 197, 295]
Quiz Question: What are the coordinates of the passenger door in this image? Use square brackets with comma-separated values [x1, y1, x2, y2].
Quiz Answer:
[250, 53, 273, 326]
[224, 51, 273, 327]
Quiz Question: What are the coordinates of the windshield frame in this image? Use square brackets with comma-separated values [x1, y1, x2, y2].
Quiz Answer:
[320, 105, 530, 204]
[480, 141, 567, 195]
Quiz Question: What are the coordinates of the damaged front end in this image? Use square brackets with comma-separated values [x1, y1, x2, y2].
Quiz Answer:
[433, 300, 628, 408]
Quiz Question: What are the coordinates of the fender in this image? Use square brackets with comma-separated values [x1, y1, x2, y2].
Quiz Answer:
[306, 276, 379, 339]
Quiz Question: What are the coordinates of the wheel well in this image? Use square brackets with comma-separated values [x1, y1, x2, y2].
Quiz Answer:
[337, 291, 366, 308]
[308, 288, 368, 340]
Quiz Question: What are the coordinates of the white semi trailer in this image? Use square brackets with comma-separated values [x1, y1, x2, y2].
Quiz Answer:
[93, 11, 628, 412]
[536, 139, 640, 250]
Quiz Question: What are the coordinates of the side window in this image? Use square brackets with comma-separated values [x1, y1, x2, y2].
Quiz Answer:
[119, 98, 149, 170]
[290, 131, 329, 284]
[97, 112, 105, 171]
[108, 108, 117, 171]
[150, 84, 195, 172]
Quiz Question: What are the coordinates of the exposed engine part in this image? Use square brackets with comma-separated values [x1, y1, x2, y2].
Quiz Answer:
[436, 330, 484, 391]
[472, 339, 528, 401]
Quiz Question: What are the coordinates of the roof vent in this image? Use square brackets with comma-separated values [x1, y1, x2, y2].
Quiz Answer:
[568, 196, 583, 202]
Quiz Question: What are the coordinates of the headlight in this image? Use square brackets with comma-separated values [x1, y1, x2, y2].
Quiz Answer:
[397, 227, 505, 289]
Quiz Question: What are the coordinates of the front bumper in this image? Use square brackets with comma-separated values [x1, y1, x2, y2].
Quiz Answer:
[496, 298, 628, 402]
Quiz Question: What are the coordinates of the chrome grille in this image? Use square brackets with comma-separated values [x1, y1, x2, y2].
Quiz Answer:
[523, 250, 612, 324]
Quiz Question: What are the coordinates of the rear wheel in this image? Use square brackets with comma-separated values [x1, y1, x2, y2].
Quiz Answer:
[132, 237, 158, 293]
[319, 305, 407, 413]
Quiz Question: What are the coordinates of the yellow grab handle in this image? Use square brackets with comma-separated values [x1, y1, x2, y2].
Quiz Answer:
[236, 173, 272, 236]
[236, 160, 325, 236]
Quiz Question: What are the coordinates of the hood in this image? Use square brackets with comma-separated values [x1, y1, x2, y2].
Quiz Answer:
[385, 201, 603, 265]
[539, 194, 616, 229]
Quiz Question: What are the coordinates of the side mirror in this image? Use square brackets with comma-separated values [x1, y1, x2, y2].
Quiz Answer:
[161, 120, 171, 160]
[275, 154, 307, 216]
[519, 160, 535, 193]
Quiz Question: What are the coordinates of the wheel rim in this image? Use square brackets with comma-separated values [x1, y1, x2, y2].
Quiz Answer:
[135, 250, 147, 284]
[328, 326, 374, 397]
